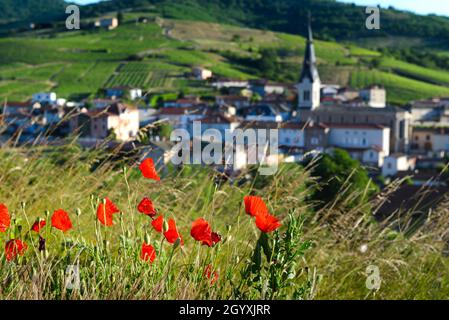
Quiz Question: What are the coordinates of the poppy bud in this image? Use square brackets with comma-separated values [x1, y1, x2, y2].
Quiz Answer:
[163, 220, 169, 233]
[145, 233, 151, 244]
[75, 208, 81, 217]
[20, 201, 26, 210]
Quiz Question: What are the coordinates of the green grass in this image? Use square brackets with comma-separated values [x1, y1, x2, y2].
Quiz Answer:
[379, 57, 449, 86]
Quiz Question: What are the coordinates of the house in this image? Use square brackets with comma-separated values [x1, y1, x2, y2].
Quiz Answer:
[326, 124, 391, 167]
[32, 92, 57, 104]
[407, 98, 449, 125]
[211, 79, 249, 90]
[157, 106, 208, 131]
[250, 80, 286, 97]
[192, 67, 213, 80]
[97, 18, 119, 30]
[321, 84, 340, 98]
[70, 102, 139, 141]
[199, 114, 241, 142]
[163, 97, 202, 108]
[105, 87, 142, 100]
[382, 154, 416, 177]
[299, 104, 411, 153]
[279, 122, 306, 148]
[215, 95, 250, 109]
[411, 126, 449, 155]
[240, 104, 290, 123]
[359, 85, 386, 108]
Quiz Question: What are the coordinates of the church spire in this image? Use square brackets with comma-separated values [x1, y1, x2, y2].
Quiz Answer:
[300, 14, 320, 83]
[297, 13, 321, 111]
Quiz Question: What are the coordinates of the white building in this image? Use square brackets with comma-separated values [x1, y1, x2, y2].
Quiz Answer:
[382, 154, 416, 177]
[32, 92, 57, 104]
[360, 85, 386, 108]
[279, 122, 305, 148]
[328, 124, 390, 167]
[157, 107, 206, 131]
[192, 67, 213, 80]
[98, 18, 119, 30]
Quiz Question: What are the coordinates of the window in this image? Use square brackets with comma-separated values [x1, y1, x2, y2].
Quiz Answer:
[303, 90, 310, 101]
[363, 138, 367, 145]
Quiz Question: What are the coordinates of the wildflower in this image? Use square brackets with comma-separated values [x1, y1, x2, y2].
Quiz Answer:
[360, 244, 368, 254]
[140, 242, 156, 263]
[190, 218, 221, 247]
[31, 219, 46, 233]
[0, 203, 11, 233]
[51, 209, 73, 232]
[164, 218, 183, 245]
[97, 198, 120, 226]
[137, 198, 157, 217]
[139, 158, 160, 181]
[5, 239, 28, 261]
[151, 215, 164, 233]
[244, 196, 269, 217]
[204, 264, 219, 285]
[255, 212, 281, 233]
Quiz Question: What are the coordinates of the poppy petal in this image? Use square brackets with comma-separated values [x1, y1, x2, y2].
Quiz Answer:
[137, 198, 157, 217]
[140, 242, 156, 263]
[31, 219, 46, 233]
[0, 204, 11, 233]
[5, 239, 28, 261]
[244, 196, 269, 217]
[139, 158, 160, 181]
[255, 213, 281, 233]
[151, 215, 164, 233]
[51, 209, 72, 232]
[97, 198, 120, 226]
[164, 219, 183, 245]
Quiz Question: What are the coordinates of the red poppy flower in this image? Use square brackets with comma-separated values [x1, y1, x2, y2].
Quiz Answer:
[139, 158, 160, 181]
[5, 239, 28, 261]
[31, 219, 46, 233]
[244, 196, 269, 217]
[140, 242, 156, 263]
[137, 198, 157, 217]
[190, 218, 221, 247]
[0, 204, 11, 233]
[151, 215, 164, 233]
[51, 209, 72, 232]
[97, 198, 120, 226]
[204, 264, 219, 285]
[255, 213, 281, 233]
[164, 219, 183, 245]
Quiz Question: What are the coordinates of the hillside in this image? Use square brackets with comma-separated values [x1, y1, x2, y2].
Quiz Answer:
[0, 0, 65, 23]
[1, 12, 449, 105]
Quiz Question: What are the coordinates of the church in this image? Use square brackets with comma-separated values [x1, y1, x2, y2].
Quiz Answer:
[295, 20, 411, 154]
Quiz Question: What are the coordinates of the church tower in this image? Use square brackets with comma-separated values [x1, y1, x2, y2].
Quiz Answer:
[297, 17, 321, 110]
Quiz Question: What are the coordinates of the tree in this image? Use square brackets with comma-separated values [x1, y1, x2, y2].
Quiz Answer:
[117, 11, 124, 25]
[304, 149, 379, 208]
[257, 48, 280, 80]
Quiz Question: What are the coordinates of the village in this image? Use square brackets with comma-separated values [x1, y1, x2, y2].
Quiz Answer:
[1, 22, 448, 185]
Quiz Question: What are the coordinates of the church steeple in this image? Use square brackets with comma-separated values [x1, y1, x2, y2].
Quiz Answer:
[300, 16, 320, 83]
[297, 14, 321, 110]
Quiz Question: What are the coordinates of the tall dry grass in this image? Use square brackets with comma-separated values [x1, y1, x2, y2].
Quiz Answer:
[0, 136, 448, 300]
